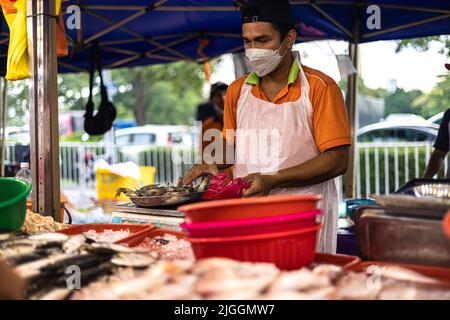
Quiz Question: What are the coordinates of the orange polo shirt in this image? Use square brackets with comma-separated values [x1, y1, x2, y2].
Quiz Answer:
[222, 62, 351, 153]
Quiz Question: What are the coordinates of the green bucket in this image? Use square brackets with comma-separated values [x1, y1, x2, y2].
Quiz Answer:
[0, 178, 32, 231]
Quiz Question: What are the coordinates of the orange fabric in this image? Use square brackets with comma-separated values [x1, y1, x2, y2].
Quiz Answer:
[56, 10, 68, 57]
[0, 0, 16, 14]
[223, 65, 351, 153]
[201, 117, 233, 182]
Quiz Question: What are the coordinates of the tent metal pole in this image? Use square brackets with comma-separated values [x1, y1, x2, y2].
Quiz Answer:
[26, 0, 61, 220]
[85, 10, 194, 61]
[58, 62, 86, 72]
[82, 0, 169, 44]
[309, 3, 353, 38]
[106, 55, 142, 69]
[364, 14, 450, 39]
[80, 5, 239, 12]
[0, 77, 6, 177]
[343, 6, 362, 199]
[345, 41, 359, 199]
[145, 53, 184, 62]
[376, 3, 450, 15]
[76, 0, 84, 45]
[146, 34, 198, 55]
[84, 11, 146, 44]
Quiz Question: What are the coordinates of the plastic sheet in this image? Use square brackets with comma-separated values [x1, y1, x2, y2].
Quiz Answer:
[203, 173, 250, 200]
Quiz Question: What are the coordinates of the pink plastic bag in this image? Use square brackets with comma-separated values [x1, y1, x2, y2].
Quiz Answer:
[203, 173, 250, 200]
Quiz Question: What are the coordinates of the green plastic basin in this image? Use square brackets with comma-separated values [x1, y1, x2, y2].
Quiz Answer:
[0, 178, 32, 231]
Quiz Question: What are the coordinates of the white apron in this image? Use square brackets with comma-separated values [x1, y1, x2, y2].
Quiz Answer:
[234, 51, 338, 253]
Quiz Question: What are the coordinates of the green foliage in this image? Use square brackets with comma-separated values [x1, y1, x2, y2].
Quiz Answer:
[338, 76, 388, 99]
[384, 88, 423, 115]
[5, 59, 213, 128]
[111, 61, 210, 126]
[396, 36, 450, 57]
[60, 131, 103, 142]
[412, 73, 450, 118]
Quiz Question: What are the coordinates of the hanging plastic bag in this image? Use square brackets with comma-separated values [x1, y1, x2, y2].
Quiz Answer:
[3, 0, 28, 80]
[1, 0, 67, 80]
[203, 173, 250, 200]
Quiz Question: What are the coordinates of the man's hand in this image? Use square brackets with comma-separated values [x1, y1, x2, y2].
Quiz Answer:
[182, 164, 220, 186]
[242, 173, 276, 197]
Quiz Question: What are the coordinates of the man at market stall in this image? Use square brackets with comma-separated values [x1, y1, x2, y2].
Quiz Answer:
[423, 64, 450, 179]
[183, 0, 350, 253]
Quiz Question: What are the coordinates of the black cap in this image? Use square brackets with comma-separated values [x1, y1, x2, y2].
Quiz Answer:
[241, 0, 294, 25]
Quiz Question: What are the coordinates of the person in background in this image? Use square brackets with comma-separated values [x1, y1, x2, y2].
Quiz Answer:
[196, 82, 233, 181]
[0, 261, 25, 299]
[196, 82, 229, 152]
[423, 64, 450, 179]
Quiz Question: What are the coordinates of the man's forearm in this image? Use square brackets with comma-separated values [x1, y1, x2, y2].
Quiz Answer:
[270, 146, 349, 188]
[423, 149, 447, 178]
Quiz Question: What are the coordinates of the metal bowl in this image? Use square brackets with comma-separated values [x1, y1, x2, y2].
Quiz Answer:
[413, 184, 450, 199]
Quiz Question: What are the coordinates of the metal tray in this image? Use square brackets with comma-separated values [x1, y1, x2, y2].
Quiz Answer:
[356, 208, 450, 268]
[395, 178, 450, 196]
[370, 194, 449, 219]
[129, 192, 205, 208]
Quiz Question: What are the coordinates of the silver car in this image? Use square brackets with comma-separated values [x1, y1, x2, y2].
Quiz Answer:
[357, 118, 439, 143]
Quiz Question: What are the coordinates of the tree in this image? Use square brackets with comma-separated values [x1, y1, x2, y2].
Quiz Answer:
[4, 59, 213, 127]
[384, 88, 423, 115]
[111, 61, 210, 126]
[412, 73, 450, 118]
[338, 76, 388, 99]
[395, 36, 450, 119]
[396, 36, 450, 57]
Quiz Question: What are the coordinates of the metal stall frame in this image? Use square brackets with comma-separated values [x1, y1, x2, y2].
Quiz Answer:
[25, 1, 449, 213]
[27, 0, 61, 221]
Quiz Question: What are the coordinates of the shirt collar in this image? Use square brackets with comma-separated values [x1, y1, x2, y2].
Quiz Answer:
[245, 60, 299, 85]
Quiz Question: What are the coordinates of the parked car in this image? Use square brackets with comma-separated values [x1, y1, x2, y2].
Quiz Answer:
[357, 119, 439, 143]
[384, 113, 428, 124]
[427, 112, 444, 126]
[2, 126, 30, 144]
[112, 125, 193, 147]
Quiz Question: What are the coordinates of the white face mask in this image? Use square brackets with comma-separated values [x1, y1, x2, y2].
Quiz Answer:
[245, 38, 289, 77]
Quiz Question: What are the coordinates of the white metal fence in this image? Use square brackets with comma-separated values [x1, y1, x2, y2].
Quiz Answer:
[355, 142, 447, 198]
[2, 141, 448, 197]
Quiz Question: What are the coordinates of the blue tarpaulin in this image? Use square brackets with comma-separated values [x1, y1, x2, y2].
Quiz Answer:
[1, 0, 450, 72]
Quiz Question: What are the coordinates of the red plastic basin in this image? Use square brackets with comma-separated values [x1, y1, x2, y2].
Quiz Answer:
[59, 223, 155, 245]
[178, 194, 321, 223]
[444, 210, 450, 239]
[187, 224, 322, 270]
[181, 210, 322, 238]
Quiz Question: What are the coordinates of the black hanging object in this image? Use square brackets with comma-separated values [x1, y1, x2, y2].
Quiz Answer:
[84, 44, 117, 135]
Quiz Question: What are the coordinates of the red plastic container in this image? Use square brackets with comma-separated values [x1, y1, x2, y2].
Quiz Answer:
[178, 194, 321, 223]
[59, 223, 155, 245]
[119, 228, 186, 247]
[444, 210, 450, 239]
[313, 253, 361, 270]
[187, 224, 322, 270]
[349, 261, 450, 285]
[181, 210, 322, 238]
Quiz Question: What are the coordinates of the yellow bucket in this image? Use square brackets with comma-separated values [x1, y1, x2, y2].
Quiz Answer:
[96, 166, 156, 201]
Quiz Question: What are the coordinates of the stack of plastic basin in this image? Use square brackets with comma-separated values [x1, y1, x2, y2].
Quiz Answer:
[178, 194, 323, 270]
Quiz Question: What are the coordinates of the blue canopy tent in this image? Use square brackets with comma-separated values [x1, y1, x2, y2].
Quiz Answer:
[1, 0, 448, 218]
[36, 0, 450, 72]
